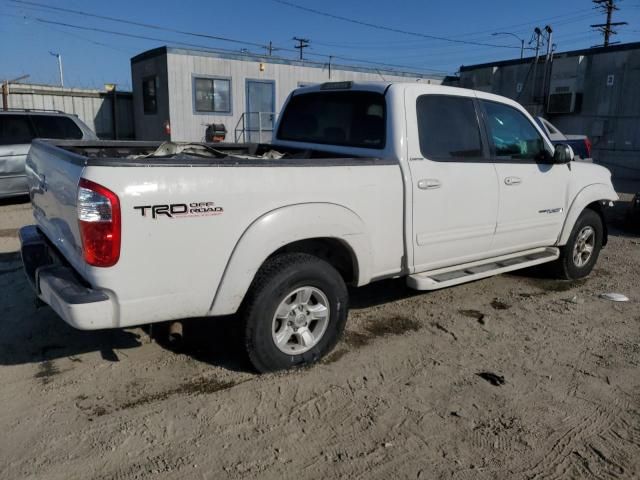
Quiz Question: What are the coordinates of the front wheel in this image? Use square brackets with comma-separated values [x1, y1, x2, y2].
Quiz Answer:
[550, 209, 603, 280]
[240, 253, 348, 373]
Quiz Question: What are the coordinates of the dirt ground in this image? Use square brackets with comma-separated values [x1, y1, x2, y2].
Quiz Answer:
[0, 185, 639, 480]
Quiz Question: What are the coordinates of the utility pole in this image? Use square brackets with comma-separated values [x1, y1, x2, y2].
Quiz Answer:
[591, 0, 627, 47]
[49, 51, 64, 87]
[293, 37, 310, 60]
[530, 27, 543, 106]
[540, 25, 553, 113]
[265, 41, 280, 56]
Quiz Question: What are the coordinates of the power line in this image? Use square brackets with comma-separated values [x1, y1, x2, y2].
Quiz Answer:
[7, 0, 452, 74]
[271, 0, 524, 50]
[15, 13, 450, 75]
[9, 0, 273, 50]
[449, 7, 599, 39]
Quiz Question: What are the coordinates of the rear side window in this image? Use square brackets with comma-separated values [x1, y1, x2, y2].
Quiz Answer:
[0, 115, 36, 145]
[30, 115, 83, 139]
[277, 91, 386, 149]
[416, 95, 483, 160]
[482, 100, 548, 161]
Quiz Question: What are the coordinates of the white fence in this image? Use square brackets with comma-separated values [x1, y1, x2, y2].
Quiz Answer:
[5, 83, 134, 139]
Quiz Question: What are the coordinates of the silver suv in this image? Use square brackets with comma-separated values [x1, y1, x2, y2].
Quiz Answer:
[0, 110, 97, 199]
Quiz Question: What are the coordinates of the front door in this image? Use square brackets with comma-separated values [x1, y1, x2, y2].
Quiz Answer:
[406, 88, 500, 272]
[246, 80, 275, 143]
[479, 99, 569, 252]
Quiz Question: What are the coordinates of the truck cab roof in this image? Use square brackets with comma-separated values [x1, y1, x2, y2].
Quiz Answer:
[292, 81, 526, 112]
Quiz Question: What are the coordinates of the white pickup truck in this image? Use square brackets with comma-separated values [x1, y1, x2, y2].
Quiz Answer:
[20, 81, 617, 372]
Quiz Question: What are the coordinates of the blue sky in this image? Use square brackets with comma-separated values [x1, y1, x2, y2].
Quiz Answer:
[1, 0, 639, 90]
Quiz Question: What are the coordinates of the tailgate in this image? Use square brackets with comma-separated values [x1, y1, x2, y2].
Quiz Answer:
[26, 140, 87, 276]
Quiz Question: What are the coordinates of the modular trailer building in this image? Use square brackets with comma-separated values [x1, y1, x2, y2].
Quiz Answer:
[131, 46, 450, 143]
[459, 42, 640, 179]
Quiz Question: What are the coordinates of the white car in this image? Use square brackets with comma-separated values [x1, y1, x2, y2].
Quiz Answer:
[0, 110, 97, 199]
[20, 81, 617, 372]
[535, 116, 592, 162]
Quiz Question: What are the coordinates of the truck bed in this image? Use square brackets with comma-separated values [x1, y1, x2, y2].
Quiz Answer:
[43, 140, 393, 167]
[25, 139, 404, 328]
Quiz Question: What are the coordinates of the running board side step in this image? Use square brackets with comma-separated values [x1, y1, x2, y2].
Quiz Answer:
[407, 247, 560, 291]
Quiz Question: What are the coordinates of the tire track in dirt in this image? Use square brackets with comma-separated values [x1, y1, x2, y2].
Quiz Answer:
[520, 399, 638, 479]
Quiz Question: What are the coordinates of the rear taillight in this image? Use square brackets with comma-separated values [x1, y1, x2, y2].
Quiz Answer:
[77, 178, 121, 267]
[585, 137, 592, 158]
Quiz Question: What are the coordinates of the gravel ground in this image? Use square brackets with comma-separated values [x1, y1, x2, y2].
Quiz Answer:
[0, 189, 639, 480]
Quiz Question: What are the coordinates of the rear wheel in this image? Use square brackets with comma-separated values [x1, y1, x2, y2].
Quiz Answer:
[240, 253, 348, 373]
[550, 209, 603, 280]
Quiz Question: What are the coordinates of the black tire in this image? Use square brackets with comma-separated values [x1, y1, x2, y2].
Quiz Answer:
[240, 253, 349, 373]
[550, 208, 603, 280]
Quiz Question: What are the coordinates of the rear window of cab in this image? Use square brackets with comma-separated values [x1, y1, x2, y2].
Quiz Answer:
[277, 91, 386, 149]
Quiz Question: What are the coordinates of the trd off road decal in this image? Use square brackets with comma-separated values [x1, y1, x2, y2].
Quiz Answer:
[134, 202, 223, 219]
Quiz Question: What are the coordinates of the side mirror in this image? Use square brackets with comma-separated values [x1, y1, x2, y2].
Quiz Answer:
[553, 144, 575, 164]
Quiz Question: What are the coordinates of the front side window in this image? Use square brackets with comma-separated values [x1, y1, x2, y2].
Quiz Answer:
[416, 95, 483, 160]
[194, 77, 231, 113]
[142, 76, 158, 115]
[482, 100, 548, 161]
[31, 115, 83, 139]
[0, 115, 35, 145]
[277, 91, 386, 149]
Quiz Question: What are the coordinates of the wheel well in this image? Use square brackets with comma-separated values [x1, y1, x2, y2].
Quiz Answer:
[270, 238, 358, 285]
[586, 201, 609, 246]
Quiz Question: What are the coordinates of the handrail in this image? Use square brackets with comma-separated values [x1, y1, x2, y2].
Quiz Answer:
[234, 111, 277, 143]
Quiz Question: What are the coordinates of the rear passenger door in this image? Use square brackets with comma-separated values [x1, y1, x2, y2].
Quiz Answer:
[479, 100, 569, 252]
[405, 88, 500, 272]
[0, 114, 36, 196]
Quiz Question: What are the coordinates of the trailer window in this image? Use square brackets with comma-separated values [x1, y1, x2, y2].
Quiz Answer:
[277, 91, 386, 149]
[142, 76, 158, 115]
[194, 77, 231, 113]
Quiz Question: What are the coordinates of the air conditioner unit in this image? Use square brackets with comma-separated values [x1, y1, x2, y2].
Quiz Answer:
[547, 91, 582, 114]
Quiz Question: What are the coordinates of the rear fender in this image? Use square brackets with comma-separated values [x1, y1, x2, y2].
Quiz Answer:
[209, 203, 372, 316]
[557, 183, 618, 246]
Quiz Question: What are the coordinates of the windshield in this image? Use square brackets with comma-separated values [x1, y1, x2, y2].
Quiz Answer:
[277, 91, 386, 149]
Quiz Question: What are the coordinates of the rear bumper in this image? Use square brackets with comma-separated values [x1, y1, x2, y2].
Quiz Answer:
[19, 225, 115, 330]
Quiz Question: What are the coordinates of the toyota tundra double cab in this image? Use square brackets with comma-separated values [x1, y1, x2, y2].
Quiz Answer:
[20, 82, 617, 372]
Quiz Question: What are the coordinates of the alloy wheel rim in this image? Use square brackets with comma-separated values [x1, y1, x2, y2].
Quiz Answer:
[271, 286, 330, 355]
[572, 226, 595, 267]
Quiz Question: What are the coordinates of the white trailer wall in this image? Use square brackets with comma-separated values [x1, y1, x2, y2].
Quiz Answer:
[132, 47, 448, 142]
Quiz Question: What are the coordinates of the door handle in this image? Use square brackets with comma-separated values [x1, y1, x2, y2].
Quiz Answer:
[504, 176, 522, 186]
[418, 179, 441, 190]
